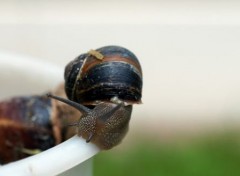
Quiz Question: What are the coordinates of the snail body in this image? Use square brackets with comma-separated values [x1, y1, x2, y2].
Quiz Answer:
[80, 101, 132, 149]
[49, 45, 143, 149]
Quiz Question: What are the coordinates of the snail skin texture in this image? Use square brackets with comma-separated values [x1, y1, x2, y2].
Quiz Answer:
[48, 45, 143, 149]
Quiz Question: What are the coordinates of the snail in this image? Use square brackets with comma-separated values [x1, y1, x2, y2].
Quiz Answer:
[0, 45, 142, 164]
[48, 45, 143, 149]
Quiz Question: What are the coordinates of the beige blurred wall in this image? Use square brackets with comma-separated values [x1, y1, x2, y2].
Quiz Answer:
[0, 0, 240, 136]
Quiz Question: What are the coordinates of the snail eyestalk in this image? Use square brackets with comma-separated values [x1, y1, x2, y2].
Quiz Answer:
[46, 93, 90, 114]
[97, 102, 123, 122]
[66, 122, 79, 127]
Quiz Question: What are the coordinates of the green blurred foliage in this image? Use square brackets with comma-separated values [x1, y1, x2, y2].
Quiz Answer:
[94, 132, 240, 176]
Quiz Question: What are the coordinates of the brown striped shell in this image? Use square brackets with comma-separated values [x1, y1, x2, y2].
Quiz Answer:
[64, 46, 143, 105]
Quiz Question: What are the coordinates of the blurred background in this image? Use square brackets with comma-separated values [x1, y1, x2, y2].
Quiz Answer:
[0, 0, 240, 175]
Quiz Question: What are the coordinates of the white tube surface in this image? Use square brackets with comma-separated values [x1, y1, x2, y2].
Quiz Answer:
[0, 135, 100, 176]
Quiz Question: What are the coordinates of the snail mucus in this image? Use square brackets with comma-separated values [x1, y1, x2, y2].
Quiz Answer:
[48, 45, 143, 149]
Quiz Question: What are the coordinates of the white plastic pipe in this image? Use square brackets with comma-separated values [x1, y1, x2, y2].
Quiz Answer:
[0, 51, 100, 176]
[0, 136, 100, 176]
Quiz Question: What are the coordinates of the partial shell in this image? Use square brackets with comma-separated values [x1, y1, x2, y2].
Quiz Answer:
[0, 95, 54, 164]
[0, 84, 80, 164]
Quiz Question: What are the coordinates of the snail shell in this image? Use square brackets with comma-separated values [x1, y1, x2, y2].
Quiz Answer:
[0, 85, 80, 164]
[64, 45, 143, 105]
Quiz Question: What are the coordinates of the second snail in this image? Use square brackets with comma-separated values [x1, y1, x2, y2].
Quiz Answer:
[0, 45, 143, 163]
